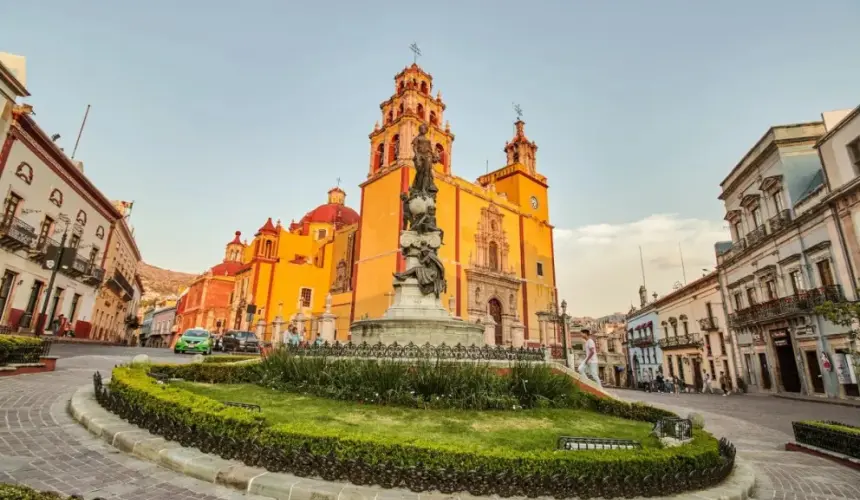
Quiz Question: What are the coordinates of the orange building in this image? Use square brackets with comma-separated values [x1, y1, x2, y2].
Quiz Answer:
[174, 231, 246, 336]
[213, 63, 557, 345]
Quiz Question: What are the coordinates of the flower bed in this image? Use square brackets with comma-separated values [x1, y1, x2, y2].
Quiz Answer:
[0, 335, 50, 366]
[96, 359, 737, 498]
[793, 420, 860, 459]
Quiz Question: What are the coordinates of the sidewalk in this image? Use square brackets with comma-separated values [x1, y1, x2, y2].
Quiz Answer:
[773, 392, 860, 408]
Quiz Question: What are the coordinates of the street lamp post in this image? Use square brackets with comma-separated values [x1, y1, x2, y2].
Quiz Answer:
[37, 225, 69, 335]
[559, 299, 569, 367]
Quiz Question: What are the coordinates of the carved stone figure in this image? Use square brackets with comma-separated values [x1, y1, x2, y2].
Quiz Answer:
[410, 123, 439, 197]
[331, 259, 348, 293]
[393, 241, 447, 297]
[412, 205, 443, 242]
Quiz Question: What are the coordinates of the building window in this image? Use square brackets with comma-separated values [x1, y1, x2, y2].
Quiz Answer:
[773, 190, 785, 213]
[69, 233, 81, 248]
[764, 279, 777, 301]
[316, 229, 327, 240]
[2, 192, 22, 226]
[682, 321, 689, 335]
[751, 207, 762, 228]
[488, 242, 499, 271]
[789, 270, 804, 295]
[746, 287, 757, 306]
[300, 288, 312, 308]
[816, 259, 835, 287]
[733, 292, 743, 310]
[69, 293, 81, 322]
[37, 216, 54, 248]
[536, 262, 544, 277]
[88, 247, 98, 266]
[733, 221, 742, 241]
[847, 137, 860, 174]
[264, 240, 273, 258]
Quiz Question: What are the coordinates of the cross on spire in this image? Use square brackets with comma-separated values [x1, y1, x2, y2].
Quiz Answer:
[336, 177, 341, 188]
[409, 42, 422, 64]
[513, 103, 523, 121]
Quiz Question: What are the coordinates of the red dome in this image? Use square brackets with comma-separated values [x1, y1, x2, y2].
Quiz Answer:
[298, 203, 360, 227]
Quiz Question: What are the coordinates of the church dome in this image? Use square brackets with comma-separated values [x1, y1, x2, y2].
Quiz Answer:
[293, 187, 359, 229]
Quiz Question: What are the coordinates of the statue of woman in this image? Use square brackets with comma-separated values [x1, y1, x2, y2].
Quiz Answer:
[410, 123, 440, 197]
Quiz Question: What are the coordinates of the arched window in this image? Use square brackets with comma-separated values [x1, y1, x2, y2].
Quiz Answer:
[417, 103, 425, 120]
[398, 103, 404, 116]
[488, 241, 499, 271]
[388, 135, 399, 164]
[375, 142, 384, 171]
[429, 111, 438, 126]
[420, 81, 428, 94]
[264, 240, 273, 258]
[398, 81, 404, 93]
[386, 111, 393, 124]
[435, 143, 446, 168]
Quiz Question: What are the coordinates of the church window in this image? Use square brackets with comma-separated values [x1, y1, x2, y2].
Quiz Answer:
[513, 150, 520, 163]
[386, 111, 393, 124]
[375, 143, 384, 171]
[537, 262, 544, 277]
[420, 81, 428, 94]
[429, 111, 438, 126]
[389, 135, 399, 164]
[264, 240, 273, 258]
[300, 288, 312, 308]
[488, 241, 499, 271]
[316, 229, 327, 240]
[398, 81, 404, 93]
[435, 143, 446, 168]
[417, 103, 425, 120]
[398, 103, 404, 116]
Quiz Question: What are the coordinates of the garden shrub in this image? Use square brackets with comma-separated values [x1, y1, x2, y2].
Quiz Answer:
[793, 420, 860, 459]
[0, 483, 100, 499]
[100, 367, 733, 498]
[203, 354, 259, 364]
[0, 335, 44, 366]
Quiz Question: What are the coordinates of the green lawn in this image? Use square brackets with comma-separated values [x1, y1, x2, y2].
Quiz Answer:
[176, 382, 659, 453]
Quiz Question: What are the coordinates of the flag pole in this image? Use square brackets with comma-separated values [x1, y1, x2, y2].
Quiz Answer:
[70, 104, 91, 160]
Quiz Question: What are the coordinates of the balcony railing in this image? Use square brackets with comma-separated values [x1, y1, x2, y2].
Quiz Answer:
[698, 317, 719, 331]
[0, 216, 37, 251]
[110, 270, 135, 300]
[659, 333, 702, 350]
[84, 266, 106, 286]
[768, 209, 792, 233]
[728, 285, 845, 328]
[28, 235, 59, 260]
[68, 256, 91, 277]
[631, 336, 656, 348]
[746, 225, 768, 246]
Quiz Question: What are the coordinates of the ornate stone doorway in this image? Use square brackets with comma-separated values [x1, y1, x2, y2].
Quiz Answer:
[488, 298, 503, 345]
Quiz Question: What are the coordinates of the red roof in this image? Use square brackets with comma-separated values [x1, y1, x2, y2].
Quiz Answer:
[298, 203, 360, 227]
[256, 217, 277, 235]
[209, 261, 245, 277]
[228, 230, 242, 245]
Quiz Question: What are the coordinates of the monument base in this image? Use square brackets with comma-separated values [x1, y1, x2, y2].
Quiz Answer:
[349, 279, 485, 346]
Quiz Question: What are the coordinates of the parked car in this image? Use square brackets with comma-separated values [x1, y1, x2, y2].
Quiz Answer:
[174, 329, 213, 355]
[222, 331, 259, 353]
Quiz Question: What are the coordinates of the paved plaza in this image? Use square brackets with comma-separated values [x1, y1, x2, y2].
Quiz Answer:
[1, 344, 859, 499]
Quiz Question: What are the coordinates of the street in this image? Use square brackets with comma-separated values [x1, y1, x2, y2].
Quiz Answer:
[1, 344, 859, 500]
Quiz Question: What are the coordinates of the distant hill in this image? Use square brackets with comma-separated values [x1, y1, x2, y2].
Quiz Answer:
[137, 262, 197, 309]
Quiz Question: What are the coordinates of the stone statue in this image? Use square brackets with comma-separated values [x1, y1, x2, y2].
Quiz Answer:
[393, 241, 447, 297]
[412, 205, 443, 243]
[331, 259, 348, 293]
[410, 123, 439, 197]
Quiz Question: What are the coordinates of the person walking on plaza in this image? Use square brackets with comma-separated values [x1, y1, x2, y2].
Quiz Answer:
[703, 371, 712, 394]
[578, 329, 602, 387]
[719, 371, 730, 396]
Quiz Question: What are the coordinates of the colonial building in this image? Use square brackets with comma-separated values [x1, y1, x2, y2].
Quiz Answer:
[0, 54, 28, 139]
[204, 63, 556, 345]
[652, 272, 737, 392]
[0, 104, 121, 336]
[815, 105, 860, 397]
[353, 63, 557, 344]
[147, 305, 176, 348]
[89, 215, 141, 342]
[175, 231, 246, 336]
[625, 288, 662, 387]
[716, 117, 856, 399]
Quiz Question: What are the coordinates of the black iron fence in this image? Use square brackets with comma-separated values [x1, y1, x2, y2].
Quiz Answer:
[93, 371, 738, 499]
[557, 436, 641, 451]
[793, 421, 860, 459]
[0, 337, 52, 366]
[654, 418, 693, 440]
[282, 341, 546, 362]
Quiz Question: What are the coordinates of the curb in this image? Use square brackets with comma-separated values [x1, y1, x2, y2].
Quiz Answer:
[772, 393, 860, 408]
[68, 383, 757, 500]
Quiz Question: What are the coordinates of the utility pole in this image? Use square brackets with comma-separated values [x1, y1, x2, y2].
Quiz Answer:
[37, 226, 69, 335]
[559, 298, 569, 367]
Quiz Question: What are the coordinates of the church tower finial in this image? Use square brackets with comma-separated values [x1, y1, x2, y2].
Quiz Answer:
[504, 115, 538, 174]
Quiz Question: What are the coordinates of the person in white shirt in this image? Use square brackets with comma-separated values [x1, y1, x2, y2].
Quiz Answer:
[578, 329, 602, 387]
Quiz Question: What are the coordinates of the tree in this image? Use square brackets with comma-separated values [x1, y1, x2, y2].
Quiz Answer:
[814, 298, 860, 374]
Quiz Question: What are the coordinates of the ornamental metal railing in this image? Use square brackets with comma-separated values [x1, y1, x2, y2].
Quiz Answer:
[0, 337, 51, 366]
[282, 341, 546, 362]
[768, 209, 792, 233]
[745, 225, 768, 246]
[658, 334, 702, 350]
[728, 285, 845, 328]
[557, 436, 641, 451]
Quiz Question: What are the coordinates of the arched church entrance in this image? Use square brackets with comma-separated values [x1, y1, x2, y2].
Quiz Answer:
[488, 298, 503, 345]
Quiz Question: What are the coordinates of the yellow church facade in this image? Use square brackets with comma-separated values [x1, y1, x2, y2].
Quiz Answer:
[228, 63, 559, 346]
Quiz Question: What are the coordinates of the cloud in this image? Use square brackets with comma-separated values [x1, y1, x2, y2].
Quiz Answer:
[553, 214, 729, 317]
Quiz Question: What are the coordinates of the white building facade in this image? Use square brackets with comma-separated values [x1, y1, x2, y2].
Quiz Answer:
[716, 118, 857, 399]
[0, 107, 121, 336]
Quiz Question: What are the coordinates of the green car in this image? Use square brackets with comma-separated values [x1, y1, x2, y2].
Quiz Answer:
[174, 329, 213, 355]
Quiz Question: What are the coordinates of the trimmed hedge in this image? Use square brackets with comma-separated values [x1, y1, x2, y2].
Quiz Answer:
[153, 350, 676, 421]
[202, 354, 259, 364]
[99, 366, 735, 498]
[0, 483, 103, 499]
[793, 420, 860, 459]
[0, 335, 44, 366]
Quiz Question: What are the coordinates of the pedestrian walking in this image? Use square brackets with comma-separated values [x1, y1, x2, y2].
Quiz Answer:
[577, 329, 602, 387]
[719, 371, 729, 396]
[703, 371, 712, 394]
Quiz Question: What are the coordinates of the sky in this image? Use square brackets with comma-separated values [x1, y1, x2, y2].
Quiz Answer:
[2, 0, 859, 317]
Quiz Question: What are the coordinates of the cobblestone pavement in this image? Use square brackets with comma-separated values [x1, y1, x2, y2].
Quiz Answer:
[0, 347, 269, 499]
[613, 389, 860, 500]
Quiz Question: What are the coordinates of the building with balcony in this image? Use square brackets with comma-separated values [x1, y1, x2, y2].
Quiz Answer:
[716, 115, 856, 399]
[0, 104, 121, 336]
[146, 306, 176, 348]
[625, 286, 662, 388]
[652, 272, 737, 392]
[816, 105, 860, 397]
[90, 215, 141, 343]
